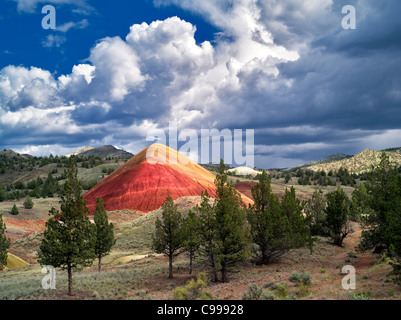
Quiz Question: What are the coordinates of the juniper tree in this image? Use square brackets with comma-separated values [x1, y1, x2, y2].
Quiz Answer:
[214, 160, 249, 283]
[10, 204, 19, 215]
[247, 170, 288, 264]
[195, 191, 219, 282]
[357, 153, 401, 283]
[304, 190, 328, 237]
[23, 196, 34, 209]
[0, 214, 10, 270]
[325, 187, 351, 246]
[182, 209, 201, 275]
[0, 184, 5, 202]
[94, 196, 115, 272]
[38, 158, 96, 296]
[281, 187, 312, 251]
[350, 183, 372, 223]
[360, 153, 400, 253]
[152, 194, 184, 279]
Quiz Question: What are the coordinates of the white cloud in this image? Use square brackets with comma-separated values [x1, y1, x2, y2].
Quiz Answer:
[42, 34, 66, 48]
[3, 0, 401, 168]
[88, 36, 147, 102]
[57, 19, 89, 33]
[13, 0, 90, 13]
[0, 66, 58, 111]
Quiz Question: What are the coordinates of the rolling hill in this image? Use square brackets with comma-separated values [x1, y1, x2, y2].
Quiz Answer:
[73, 145, 134, 159]
[307, 149, 401, 174]
[83, 143, 253, 213]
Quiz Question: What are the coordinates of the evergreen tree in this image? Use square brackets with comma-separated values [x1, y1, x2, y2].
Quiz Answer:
[360, 153, 400, 253]
[182, 209, 201, 275]
[350, 183, 372, 222]
[247, 170, 290, 264]
[94, 197, 115, 272]
[281, 187, 311, 249]
[152, 194, 184, 279]
[0, 214, 11, 270]
[325, 187, 350, 246]
[196, 191, 219, 282]
[357, 153, 401, 283]
[214, 160, 249, 283]
[11, 204, 19, 215]
[23, 196, 34, 209]
[0, 184, 5, 202]
[38, 158, 96, 296]
[304, 190, 328, 237]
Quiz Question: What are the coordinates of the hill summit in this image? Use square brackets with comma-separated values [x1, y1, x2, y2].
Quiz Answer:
[67, 145, 134, 159]
[83, 144, 253, 213]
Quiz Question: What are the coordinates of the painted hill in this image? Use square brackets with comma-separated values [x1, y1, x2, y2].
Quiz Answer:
[4, 253, 29, 270]
[77, 145, 134, 159]
[308, 149, 401, 174]
[83, 143, 253, 213]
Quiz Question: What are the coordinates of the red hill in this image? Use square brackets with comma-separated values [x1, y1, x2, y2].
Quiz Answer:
[84, 144, 253, 213]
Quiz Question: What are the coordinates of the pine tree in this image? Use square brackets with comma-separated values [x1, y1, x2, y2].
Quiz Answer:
[94, 197, 115, 272]
[0, 184, 5, 202]
[182, 209, 201, 274]
[304, 190, 328, 236]
[360, 153, 400, 253]
[214, 160, 249, 283]
[196, 191, 219, 282]
[247, 170, 289, 264]
[281, 187, 312, 250]
[0, 214, 11, 270]
[38, 158, 96, 296]
[152, 194, 184, 279]
[11, 204, 19, 215]
[350, 183, 372, 222]
[325, 187, 350, 246]
[23, 196, 34, 209]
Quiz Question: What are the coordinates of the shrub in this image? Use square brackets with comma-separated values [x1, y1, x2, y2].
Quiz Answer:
[242, 283, 274, 300]
[173, 273, 213, 300]
[23, 196, 34, 209]
[11, 204, 19, 215]
[275, 283, 289, 300]
[296, 283, 310, 298]
[347, 251, 358, 259]
[289, 269, 311, 286]
[348, 291, 371, 300]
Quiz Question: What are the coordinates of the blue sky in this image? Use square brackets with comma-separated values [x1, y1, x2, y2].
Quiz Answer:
[0, 0, 401, 168]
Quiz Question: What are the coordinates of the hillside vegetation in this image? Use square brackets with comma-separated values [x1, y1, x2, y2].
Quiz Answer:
[308, 149, 401, 174]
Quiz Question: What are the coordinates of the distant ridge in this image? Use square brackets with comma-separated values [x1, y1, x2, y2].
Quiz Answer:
[289, 148, 401, 174]
[285, 153, 352, 172]
[72, 145, 134, 159]
[0, 149, 32, 162]
[66, 146, 94, 158]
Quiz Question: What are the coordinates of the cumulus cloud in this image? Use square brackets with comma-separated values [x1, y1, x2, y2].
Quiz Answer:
[2, 0, 401, 167]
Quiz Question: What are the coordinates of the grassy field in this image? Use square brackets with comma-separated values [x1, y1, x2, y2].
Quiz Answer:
[0, 179, 400, 300]
[1, 221, 400, 300]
